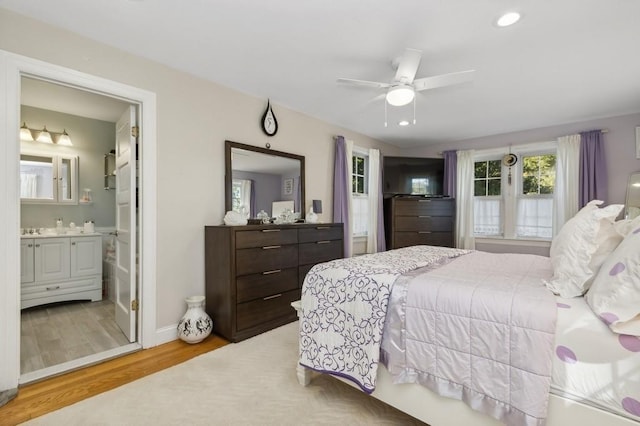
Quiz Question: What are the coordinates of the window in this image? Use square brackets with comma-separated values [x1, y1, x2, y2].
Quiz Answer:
[474, 159, 502, 236]
[473, 147, 556, 240]
[351, 152, 369, 236]
[231, 179, 251, 217]
[516, 154, 555, 239]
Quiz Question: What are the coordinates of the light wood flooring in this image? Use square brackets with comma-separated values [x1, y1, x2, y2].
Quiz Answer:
[1, 333, 229, 425]
[21, 300, 130, 374]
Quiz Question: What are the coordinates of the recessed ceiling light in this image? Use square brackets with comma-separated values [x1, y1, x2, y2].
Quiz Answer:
[496, 12, 521, 27]
[398, 120, 410, 126]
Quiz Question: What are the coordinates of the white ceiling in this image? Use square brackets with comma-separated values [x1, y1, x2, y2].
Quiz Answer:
[4, 0, 640, 148]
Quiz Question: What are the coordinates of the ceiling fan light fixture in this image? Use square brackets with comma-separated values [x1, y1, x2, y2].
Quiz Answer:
[386, 85, 415, 106]
[496, 12, 521, 27]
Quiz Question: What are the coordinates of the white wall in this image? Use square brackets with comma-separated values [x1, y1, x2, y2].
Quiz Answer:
[0, 9, 400, 331]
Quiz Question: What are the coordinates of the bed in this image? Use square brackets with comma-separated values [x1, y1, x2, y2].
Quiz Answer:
[293, 202, 640, 426]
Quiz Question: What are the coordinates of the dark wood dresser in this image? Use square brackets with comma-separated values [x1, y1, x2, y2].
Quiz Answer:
[204, 223, 343, 342]
[384, 197, 455, 249]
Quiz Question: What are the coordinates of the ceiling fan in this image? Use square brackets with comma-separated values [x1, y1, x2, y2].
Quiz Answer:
[337, 48, 475, 107]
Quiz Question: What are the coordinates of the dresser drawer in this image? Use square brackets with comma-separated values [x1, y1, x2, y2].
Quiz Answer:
[235, 229, 298, 249]
[299, 240, 343, 265]
[236, 288, 301, 331]
[236, 267, 298, 303]
[236, 245, 298, 276]
[395, 216, 453, 232]
[394, 199, 454, 216]
[393, 231, 454, 248]
[298, 225, 343, 243]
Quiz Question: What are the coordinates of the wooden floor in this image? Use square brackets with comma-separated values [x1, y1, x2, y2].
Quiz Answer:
[0, 333, 229, 425]
[21, 300, 129, 374]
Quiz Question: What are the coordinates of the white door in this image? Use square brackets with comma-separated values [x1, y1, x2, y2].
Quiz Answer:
[114, 106, 137, 342]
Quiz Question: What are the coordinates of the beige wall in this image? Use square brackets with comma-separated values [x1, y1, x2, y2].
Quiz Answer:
[0, 9, 400, 330]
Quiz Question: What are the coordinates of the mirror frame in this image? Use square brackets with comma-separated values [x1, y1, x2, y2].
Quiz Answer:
[224, 140, 305, 219]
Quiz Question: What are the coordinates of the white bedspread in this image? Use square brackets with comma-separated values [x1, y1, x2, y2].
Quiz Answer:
[381, 251, 557, 426]
[298, 245, 469, 392]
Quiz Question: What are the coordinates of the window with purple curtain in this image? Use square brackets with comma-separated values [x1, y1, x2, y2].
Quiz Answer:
[442, 150, 457, 198]
[579, 130, 607, 207]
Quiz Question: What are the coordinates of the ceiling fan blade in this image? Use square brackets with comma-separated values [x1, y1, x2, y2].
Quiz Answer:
[413, 70, 475, 92]
[394, 48, 422, 84]
[336, 78, 390, 89]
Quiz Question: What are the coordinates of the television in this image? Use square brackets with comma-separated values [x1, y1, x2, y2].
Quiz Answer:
[383, 156, 445, 197]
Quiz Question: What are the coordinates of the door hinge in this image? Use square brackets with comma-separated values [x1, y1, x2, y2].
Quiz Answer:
[131, 126, 139, 138]
[131, 299, 139, 311]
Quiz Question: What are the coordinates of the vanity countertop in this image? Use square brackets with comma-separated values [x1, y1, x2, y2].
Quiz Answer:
[21, 231, 102, 239]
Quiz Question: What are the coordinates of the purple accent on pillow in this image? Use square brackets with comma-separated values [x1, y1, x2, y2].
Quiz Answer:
[622, 397, 640, 417]
[600, 312, 619, 326]
[632, 227, 640, 234]
[609, 262, 626, 276]
[556, 303, 571, 309]
[619, 335, 640, 352]
[556, 345, 577, 363]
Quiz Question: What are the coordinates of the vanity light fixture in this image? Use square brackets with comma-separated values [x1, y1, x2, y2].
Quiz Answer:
[496, 12, 521, 27]
[398, 120, 410, 126]
[36, 126, 53, 144]
[20, 122, 34, 141]
[20, 122, 73, 145]
[57, 129, 73, 146]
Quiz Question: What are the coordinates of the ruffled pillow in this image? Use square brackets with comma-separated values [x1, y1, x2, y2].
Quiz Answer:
[546, 200, 624, 298]
[586, 224, 640, 335]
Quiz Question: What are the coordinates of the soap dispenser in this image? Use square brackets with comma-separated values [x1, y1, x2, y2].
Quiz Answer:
[55, 218, 63, 234]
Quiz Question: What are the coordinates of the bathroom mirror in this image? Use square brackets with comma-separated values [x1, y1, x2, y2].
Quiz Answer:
[625, 172, 640, 219]
[225, 140, 305, 219]
[20, 152, 78, 204]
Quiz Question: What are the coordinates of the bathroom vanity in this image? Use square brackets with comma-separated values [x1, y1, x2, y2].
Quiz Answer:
[20, 233, 102, 309]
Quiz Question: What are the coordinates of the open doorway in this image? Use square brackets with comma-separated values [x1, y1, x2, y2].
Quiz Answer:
[0, 50, 157, 392]
[19, 77, 138, 378]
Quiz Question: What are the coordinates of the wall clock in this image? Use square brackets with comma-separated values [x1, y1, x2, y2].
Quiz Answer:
[261, 100, 278, 136]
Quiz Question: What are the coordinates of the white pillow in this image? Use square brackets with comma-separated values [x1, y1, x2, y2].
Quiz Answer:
[586, 225, 640, 336]
[546, 200, 624, 298]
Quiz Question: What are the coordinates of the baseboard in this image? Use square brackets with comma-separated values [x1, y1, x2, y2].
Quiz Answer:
[154, 323, 179, 346]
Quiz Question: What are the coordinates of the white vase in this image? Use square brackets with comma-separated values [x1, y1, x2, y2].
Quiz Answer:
[306, 208, 318, 223]
[177, 295, 212, 344]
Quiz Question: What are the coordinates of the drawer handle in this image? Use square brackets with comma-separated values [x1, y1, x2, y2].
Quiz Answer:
[262, 245, 281, 250]
[28, 244, 33, 248]
[72, 242, 76, 245]
[418, 215, 432, 218]
[262, 269, 281, 275]
[263, 294, 282, 301]
[46, 286, 61, 291]
[418, 199, 432, 202]
[35, 244, 40, 248]
[316, 240, 331, 244]
[261, 229, 281, 233]
[418, 231, 432, 234]
[316, 226, 330, 230]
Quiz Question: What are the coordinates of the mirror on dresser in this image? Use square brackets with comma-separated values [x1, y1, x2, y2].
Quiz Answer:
[225, 140, 305, 220]
[625, 172, 640, 219]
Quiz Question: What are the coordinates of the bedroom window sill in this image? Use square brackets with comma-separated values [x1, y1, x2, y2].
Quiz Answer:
[475, 237, 551, 247]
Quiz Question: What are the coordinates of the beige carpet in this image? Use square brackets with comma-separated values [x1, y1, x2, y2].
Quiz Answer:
[25, 322, 425, 425]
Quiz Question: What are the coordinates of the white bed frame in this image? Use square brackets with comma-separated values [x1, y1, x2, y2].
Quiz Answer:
[291, 302, 635, 426]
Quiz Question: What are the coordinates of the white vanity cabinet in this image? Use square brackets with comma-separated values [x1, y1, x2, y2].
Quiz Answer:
[21, 234, 103, 309]
[20, 239, 35, 284]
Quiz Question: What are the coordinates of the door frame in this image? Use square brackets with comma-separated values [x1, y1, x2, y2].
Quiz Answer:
[0, 50, 157, 390]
